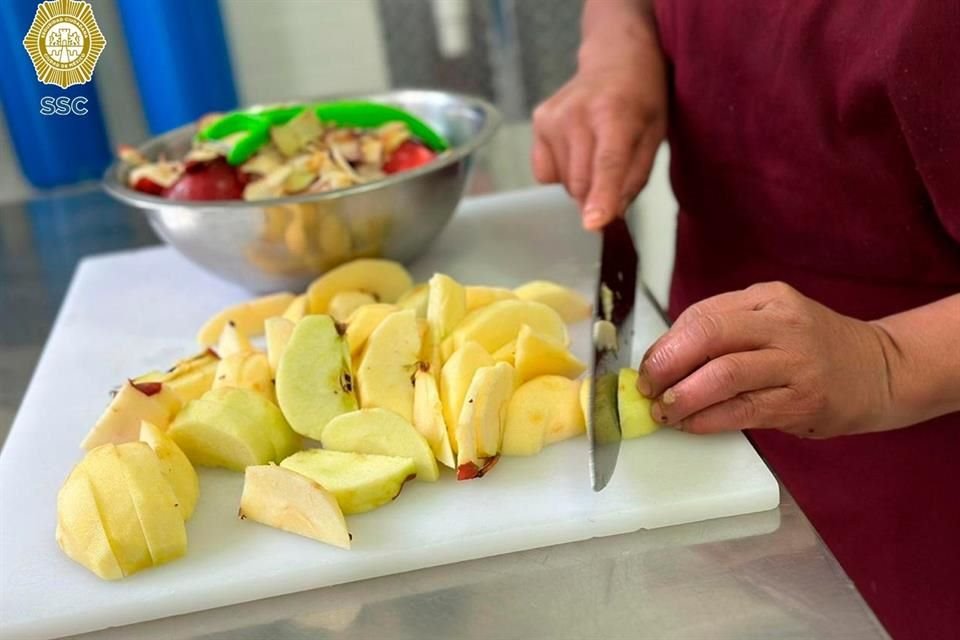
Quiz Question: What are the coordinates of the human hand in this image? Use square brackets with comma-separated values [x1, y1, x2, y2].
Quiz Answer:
[531, 15, 666, 230]
[636, 282, 896, 438]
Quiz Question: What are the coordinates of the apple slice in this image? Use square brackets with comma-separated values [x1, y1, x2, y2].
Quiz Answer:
[321, 408, 439, 481]
[491, 339, 516, 364]
[216, 321, 255, 358]
[56, 465, 123, 580]
[328, 291, 377, 323]
[396, 283, 428, 317]
[81, 380, 178, 450]
[449, 300, 569, 354]
[196, 291, 296, 346]
[344, 303, 399, 355]
[115, 442, 188, 566]
[412, 368, 456, 468]
[282, 294, 308, 322]
[427, 273, 467, 342]
[618, 368, 660, 438]
[465, 286, 516, 311]
[80, 444, 153, 577]
[265, 316, 295, 376]
[440, 341, 495, 451]
[502, 376, 584, 455]
[462, 362, 516, 459]
[356, 309, 420, 422]
[514, 324, 587, 382]
[140, 421, 199, 520]
[281, 449, 417, 514]
[239, 465, 351, 549]
[306, 259, 413, 314]
[276, 315, 357, 439]
[212, 351, 274, 401]
[169, 387, 299, 471]
[154, 350, 220, 405]
[513, 280, 591, 323]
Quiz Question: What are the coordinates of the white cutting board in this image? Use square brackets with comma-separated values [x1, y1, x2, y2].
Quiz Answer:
[0, 186, 779, 640]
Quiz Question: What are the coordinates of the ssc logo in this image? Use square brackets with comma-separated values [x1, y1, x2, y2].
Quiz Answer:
[22, 0, 106, 89]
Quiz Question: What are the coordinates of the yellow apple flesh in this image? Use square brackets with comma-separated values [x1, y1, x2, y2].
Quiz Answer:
[306, 258, 413, 314]
[449, 299, 569, 354]
[514, 324, 587, 382]
[513, 280, 591, 323]
[412, 368, 456, 468]
[440, 341, 495, 451]
[321, 408, 439, 481]
[196, 291, 296, 346]
[281, 449, 417, 514]
[140, 421, 199, 520]
[328, 290, 377, 323]
[618, 368, 660, 438]
[240, 465, 351, 549]
[356, 309, 420, 422]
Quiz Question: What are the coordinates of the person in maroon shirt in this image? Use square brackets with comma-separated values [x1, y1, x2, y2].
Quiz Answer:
[533, 1, 960, 638]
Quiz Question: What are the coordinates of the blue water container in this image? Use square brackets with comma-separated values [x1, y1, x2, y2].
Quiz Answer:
[0, 0, 113, 189]
[116, 0, 238, 134]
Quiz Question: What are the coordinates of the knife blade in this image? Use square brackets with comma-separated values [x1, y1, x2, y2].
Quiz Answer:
[588, 217, 639, 491]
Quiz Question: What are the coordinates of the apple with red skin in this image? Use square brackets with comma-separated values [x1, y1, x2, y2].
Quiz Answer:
[165, 159, 247, 201]
[383, 140, 436, 174]
[132, 177, 166, 196]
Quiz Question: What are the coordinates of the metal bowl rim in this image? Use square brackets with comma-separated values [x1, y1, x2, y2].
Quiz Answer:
[102, 89, 502, 211]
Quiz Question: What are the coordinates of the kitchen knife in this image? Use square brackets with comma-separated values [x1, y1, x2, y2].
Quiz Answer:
[588, 217, 639, 491]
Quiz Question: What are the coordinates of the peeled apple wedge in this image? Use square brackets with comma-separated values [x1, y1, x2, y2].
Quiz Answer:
[140, 421, 199, 520]
[265, 316, 295, 375]
[502, 376, 584, 455]
[328, 291, 377, 323]
[464, 286, 515, 311]
[81, 380, 178, 450]
[513, 280, 591, 323]
[412, 368, 456, 468]
[321, 408, 439, 482]
[169, 387, 299, 471]
[282, 294, 308, 322]
[78, 445, 154, 577]
[216, 321, 255, 358]
[356, 309, 420, 423]
[240, 465, 351, 549]
[197, 291, 296, 346]
[213, 351, 274, 400]
[449, 299, 569, 354]
[345, 303, 399, 355]
[306, 259, 413, 314]
[514, 324, 587, 382]
[491, 340, 516, 364]
[152, 350, 220, 405]
[618, 368, 659, 438]
[276, 315, 357, 439]
[281, 449, 417, 514]
[115, 442, 188, 566]
[426, 273, 467, 344]
[396, 283, 428, 317]
[56, 466, 122, 580]
[440, 341, 495, 450]
[463, 362, 516, 459]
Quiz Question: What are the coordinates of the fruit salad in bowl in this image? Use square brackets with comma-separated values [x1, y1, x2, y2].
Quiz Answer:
[119, 101, 448, 202]
[103, 90, 500, 292]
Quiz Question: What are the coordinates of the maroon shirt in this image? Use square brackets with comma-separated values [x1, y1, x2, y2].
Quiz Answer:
[654, 2, 960, 638]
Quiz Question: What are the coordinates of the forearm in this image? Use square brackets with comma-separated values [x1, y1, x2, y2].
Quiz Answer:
[872, 294, 960, 428]
[579, 0, 659, 70]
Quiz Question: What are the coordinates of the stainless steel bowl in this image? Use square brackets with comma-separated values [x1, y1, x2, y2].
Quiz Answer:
[103, 90, 501, 292]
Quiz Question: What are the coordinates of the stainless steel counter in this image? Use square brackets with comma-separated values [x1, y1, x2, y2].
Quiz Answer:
[0, 129, 888, 639]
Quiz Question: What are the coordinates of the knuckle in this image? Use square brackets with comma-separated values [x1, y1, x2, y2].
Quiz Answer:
[688, 313, 724, 344]
[707, 357, 741, 393]
[594, 147, 629, 173]
[732, 393, 761, 426]
[590, 94, 628, 118]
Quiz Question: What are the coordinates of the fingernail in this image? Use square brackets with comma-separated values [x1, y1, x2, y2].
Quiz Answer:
[583, 206, 605, 225]
[636, 368, 652, 397]
[662, 388, 676, 405]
